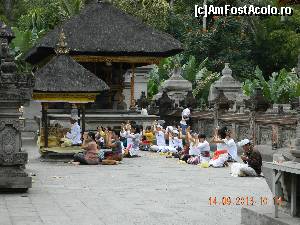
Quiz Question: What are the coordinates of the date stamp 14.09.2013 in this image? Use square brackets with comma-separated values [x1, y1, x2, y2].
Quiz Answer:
[209, 196, 283, 206]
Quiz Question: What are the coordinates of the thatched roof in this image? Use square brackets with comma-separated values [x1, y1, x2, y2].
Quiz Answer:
[0, 21, 15, 43]
[34, 54, 109, 93]
[25, 0, 183, 64]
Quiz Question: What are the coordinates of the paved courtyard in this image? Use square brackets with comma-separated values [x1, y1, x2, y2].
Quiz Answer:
[0, 140, 274, 225]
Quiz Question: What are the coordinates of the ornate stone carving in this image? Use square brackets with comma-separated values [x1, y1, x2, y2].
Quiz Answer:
[245, 88, 271, 112]
[0, 126, 17, 156]
[208, 63, 247, 108]
[153, 66, 192, 106]
[0, 21, 32, 190]
[0, 119, 20, 130]
[238, 126, 251, 140]
[214, 90, 234, 111]
[180, 91, 197, 109]
[258, 126, 272, 145]
[156, 91, 174, 117]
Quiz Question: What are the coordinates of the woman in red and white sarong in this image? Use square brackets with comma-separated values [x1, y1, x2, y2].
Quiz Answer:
[209, 127, 229, 167]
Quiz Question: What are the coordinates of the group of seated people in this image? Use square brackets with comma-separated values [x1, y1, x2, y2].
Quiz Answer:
[61, 116, 262, 177]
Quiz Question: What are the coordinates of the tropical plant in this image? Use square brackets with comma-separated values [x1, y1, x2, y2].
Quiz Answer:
[147, 55, 219, 107]
[59, 0, 84, 18]
[193, 68, 220, 108]
[242, 66, 300, 104]
[113, 0, 170, 30]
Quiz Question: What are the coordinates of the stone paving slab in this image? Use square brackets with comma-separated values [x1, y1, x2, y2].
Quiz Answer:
[0, 141, 274, 225]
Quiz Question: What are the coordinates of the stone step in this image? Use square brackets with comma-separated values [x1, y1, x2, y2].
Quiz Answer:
[241, 207, 300, 225]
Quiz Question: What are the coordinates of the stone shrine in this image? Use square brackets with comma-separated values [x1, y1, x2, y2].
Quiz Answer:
[0, 22, 33, 190]
[208, 63, 247, 109]
[154, 67, 192, 106]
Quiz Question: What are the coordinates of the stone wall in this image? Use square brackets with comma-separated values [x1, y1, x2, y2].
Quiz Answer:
[190, 110, 297, 148]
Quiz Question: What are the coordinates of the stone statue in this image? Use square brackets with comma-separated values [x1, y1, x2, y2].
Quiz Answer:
[245, 88, 271, 112]
[214, 90, 234, 112]
[137, 91, 150, 110]
[157, 91, 174, 117]
[180, 91, 197, 109]
[113, 91, 127, 110]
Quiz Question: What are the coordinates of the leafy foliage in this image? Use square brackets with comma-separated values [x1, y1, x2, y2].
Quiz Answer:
[59, 0, 84, 19]
[193, 68, 220, 108]
[147, 55, 219, 107]
[0, 0, 298, 102]
[113, 0, 170, 30]
[243, 67, 300, 103]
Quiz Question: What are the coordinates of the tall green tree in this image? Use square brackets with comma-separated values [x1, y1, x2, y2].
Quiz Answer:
[113, 0, 171, 30]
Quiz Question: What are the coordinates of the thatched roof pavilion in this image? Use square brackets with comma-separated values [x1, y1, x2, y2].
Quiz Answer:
[25, 0, 183, 65]
[26, 0, 183, 110]
[33, 31, 109, 148]
[33, 54, 109, 102]
[33, 30, 109, 103]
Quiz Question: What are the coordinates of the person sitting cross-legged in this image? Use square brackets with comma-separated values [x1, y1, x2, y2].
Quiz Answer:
[123, 125, 141, 157]
[61, 116, 82, 147]
[198, 134, 211, 163]
[104, 130, 123, 161]
[182, 127, 201, 164]
[150, 124, 167, 152]
[209, 127, 230, 167]
[168, 128, 183, 153]
[237, 139, 262, 177]
[72, 132, 99, 165]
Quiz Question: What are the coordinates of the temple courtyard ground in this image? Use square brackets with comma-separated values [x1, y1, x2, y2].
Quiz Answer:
[0, 140, 274, 225]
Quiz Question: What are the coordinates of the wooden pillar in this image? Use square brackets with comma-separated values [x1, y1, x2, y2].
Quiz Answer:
[130, 64, 135, 109]
[42, 103, 48, 148]
[81, 104, 86, 134]
[77, 104, 81, 127]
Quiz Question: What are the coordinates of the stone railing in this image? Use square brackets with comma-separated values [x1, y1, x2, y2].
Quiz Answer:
[191, 110, 297, 149]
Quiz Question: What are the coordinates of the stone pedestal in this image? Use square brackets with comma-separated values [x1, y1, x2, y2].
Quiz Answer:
[0, 91, 32, 191]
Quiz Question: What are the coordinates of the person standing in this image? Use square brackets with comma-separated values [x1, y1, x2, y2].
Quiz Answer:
[180, 106, 191, 135]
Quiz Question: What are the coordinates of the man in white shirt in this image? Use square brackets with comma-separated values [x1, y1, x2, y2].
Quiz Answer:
[180, 107, 191, 135]
[61, 116, 82, 147]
